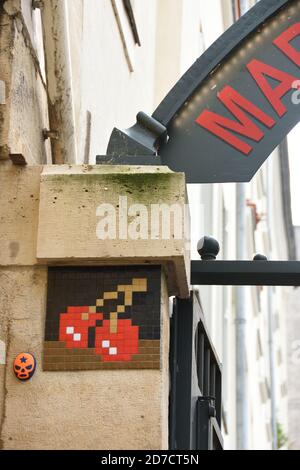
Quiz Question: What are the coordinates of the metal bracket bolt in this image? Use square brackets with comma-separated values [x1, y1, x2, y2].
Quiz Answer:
[43, 129, 59, 141]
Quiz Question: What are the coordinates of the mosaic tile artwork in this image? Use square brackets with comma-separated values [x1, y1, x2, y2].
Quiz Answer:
[43, 266, 161, 371]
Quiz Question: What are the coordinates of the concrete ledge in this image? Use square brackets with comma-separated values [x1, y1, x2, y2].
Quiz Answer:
[37, 165, 190, 298]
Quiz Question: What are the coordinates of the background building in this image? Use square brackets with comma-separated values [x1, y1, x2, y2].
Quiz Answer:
[286, 226, 300, 450]
[0, 0, 297, 450]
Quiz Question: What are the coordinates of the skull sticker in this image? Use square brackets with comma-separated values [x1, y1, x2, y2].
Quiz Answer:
[13, 353, 36, 381]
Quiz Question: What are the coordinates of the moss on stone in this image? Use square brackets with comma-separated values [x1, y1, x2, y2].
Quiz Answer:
[42, 170, 185, 202]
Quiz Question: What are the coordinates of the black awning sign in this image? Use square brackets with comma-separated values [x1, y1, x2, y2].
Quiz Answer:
[195, 44, 299, 156]
[106, 1, 300, 184]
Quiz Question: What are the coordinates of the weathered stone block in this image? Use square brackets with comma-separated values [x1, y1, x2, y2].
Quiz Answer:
[37, 165, 190, 298]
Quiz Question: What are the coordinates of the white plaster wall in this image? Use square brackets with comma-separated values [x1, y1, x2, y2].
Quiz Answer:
[67, 0, 157, 163]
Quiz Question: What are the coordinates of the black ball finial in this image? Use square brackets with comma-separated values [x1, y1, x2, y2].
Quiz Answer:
[253, 254, 268, 261]
[197, 236, 220, 260]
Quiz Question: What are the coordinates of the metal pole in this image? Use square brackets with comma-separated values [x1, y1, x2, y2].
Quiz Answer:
[236, 182, 248, 450]
[267, 157, 278, 450]
[235, 0, 253, 451]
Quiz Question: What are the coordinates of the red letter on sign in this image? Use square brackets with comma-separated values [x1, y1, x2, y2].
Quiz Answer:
[247, 59, 298, 117]
[195, 85, 276, 155]
[273, 23, 300, 67]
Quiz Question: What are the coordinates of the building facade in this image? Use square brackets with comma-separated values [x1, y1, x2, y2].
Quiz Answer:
[286, 226, 300, 450]
[0, 0, 296, 450]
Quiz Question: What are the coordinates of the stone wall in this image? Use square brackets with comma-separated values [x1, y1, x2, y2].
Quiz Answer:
[0, 162, 189, 449]
[0, 0, 50, 164]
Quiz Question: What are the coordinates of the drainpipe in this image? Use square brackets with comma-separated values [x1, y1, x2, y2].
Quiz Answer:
[236, 182, 248, 450]
[235, 0, 255, 451]
[267, 157, 278, 450]
[39, 0, 77, 164]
